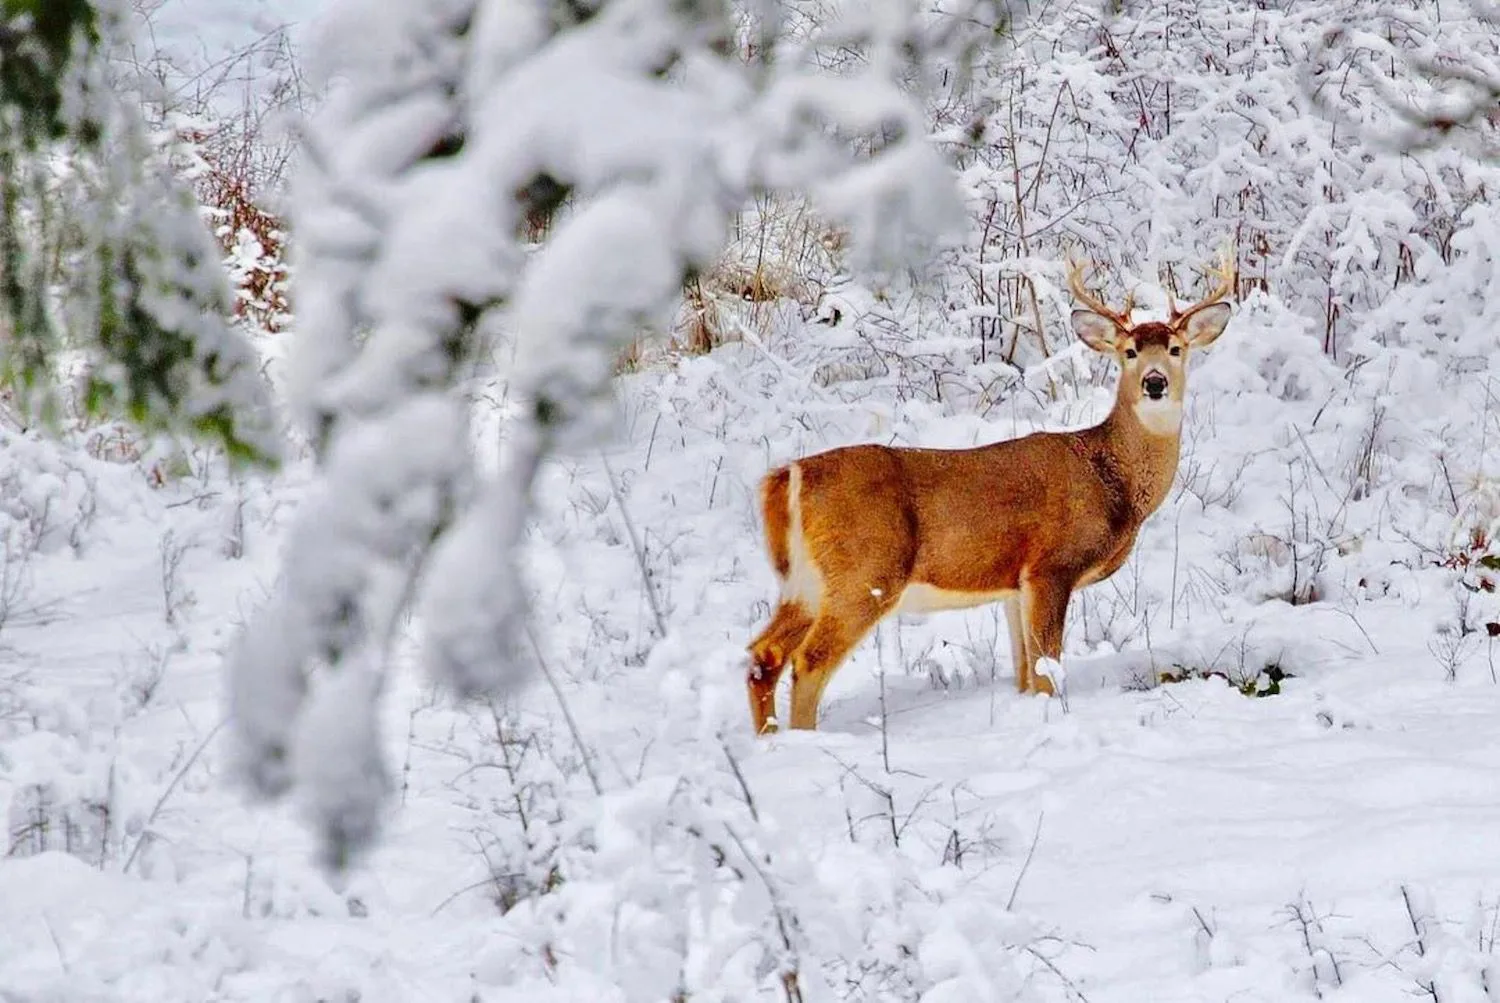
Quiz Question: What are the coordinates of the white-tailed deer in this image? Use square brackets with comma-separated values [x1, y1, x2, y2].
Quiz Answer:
[746, 254, 1235, 733]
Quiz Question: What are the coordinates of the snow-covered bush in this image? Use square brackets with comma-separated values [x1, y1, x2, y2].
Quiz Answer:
[413, 623, 1064, 1000]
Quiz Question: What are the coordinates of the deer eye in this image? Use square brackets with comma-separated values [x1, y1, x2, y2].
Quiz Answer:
[1124, 348, 1138, 359]
[1169, 346, 1182, 357]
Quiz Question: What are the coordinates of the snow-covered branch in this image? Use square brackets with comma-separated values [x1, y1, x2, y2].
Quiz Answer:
[226, 0, 1009, 868]
[1304, 0, 1500, 160]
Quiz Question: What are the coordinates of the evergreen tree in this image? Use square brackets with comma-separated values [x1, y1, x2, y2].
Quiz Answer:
[0, 0, 278, 463]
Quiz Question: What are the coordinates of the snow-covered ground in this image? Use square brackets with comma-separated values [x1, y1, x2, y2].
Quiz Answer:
[5, 289, 1500, 1000]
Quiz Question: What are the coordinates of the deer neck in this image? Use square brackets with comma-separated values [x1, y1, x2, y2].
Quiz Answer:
[1089, 397, 1183, 522]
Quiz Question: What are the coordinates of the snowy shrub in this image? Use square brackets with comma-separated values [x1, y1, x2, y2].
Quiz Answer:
[931, 0, 1500, 370]
[0, 672, 162, 870]
[218, 224, 291, 339]
[427, 634, 1063, 1001]
[0, 429, 102, 554]
[5, 733, 118, 865]
[0, 428, 106, 643]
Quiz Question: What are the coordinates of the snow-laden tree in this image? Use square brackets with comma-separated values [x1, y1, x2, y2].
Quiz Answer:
[0, 0, 279, 462]
[226, 0, 1012, 868]
[1302, 0, 1500, 162]
[916, 0, 1500, 379]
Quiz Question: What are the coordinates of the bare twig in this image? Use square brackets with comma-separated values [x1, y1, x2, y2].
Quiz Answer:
[525, 626, 603, 796]
[1006, 811, 1045, 911]
[122, 720, 226, 874]
[722, 822, 805, 1003]
[600, 451, 668, 639]
[1401, 885, 1442, 1003]
[721, 741, 761, 823]
[1024, 943, 1090, 1002]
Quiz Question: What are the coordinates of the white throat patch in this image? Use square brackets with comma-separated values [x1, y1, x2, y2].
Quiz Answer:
[1133, 398, 1183, 436]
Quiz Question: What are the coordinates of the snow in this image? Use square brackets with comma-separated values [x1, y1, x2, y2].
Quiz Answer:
[9, 285, 1500, 997]
[8, 0, 1500, 999]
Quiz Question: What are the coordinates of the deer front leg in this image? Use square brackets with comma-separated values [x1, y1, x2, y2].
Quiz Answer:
[787, 592, 886, 730]
[1022, 578, 1072, 697]
[787, 617, 861, 730]
[748, 601, 814, 734]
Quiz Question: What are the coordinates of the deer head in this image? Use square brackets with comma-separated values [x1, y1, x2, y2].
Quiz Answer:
[1066, 253, 1235, 435]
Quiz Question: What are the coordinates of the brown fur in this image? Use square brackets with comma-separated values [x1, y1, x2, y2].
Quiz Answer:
[745, 262, 1235, 734]
[1128, 321, 1175, 348]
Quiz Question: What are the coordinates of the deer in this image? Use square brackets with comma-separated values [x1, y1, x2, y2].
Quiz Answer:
[744, 254, 1236, 734]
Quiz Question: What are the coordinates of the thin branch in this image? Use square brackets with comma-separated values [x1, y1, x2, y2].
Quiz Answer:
[1006, 811, 1045, 911]
[525, 625, 603, 796]
[600, 451, 668, 638]
[122, 719, 226, 874]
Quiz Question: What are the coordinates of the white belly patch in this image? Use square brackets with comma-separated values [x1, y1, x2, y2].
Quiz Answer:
[894, 583, 1017, 615]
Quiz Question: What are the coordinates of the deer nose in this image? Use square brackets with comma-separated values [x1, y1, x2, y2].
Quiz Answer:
[1142, 372, 1168, 400]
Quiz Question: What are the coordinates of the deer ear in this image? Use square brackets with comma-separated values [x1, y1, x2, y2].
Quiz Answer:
[1071, 310, 1124, 353]
[1183, 302, 1232, 347]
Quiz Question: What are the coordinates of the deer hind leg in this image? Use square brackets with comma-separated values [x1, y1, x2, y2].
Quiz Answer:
[747, 601, 814, 734]
[779, 453, 913, 730]
[1021, 577, 1073, 697]
[784, 543, 908, 730]
[1003, 596, 1033, 693]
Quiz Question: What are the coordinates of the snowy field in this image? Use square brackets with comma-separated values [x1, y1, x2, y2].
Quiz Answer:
[5, 292, 1500, 1000]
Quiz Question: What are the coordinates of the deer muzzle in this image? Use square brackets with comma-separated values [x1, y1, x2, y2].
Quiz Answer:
[1142, 371, 1169, 400]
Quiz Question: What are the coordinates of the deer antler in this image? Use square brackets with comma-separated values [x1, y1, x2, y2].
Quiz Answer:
[1168, 251, 1236, 327]
[1065, 259, 1135, 330]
